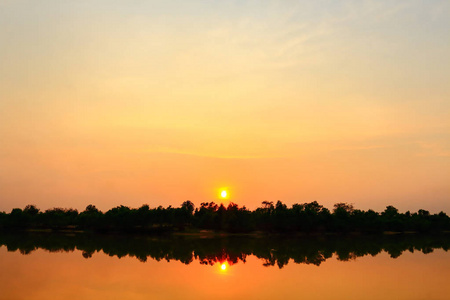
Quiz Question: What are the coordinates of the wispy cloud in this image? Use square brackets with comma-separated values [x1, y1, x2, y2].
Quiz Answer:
[415, 141, 450, 157]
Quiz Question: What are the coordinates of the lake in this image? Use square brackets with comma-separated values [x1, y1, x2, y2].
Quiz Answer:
[0, 233, 449, 300]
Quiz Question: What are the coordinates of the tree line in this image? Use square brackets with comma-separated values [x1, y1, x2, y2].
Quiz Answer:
[1, 232, 449, 268]
[0, 201, 449, 234]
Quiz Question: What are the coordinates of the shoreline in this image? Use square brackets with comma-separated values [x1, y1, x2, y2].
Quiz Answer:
[1, 228, 449, 238]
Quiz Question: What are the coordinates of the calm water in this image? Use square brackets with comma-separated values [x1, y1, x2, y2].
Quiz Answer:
[0, 233, 449, 300]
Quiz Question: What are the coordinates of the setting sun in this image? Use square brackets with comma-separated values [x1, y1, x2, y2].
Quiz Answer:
[221, 190, 227, 198]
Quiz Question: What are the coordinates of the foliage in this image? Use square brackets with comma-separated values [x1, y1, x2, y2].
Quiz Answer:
[0, 201, 449, 234]
[1, 232, 449, 268]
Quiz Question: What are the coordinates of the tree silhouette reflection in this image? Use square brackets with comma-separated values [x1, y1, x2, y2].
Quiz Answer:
[0, 233, 448, 269]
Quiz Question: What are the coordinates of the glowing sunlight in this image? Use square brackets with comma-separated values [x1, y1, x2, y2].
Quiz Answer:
[218, 188, 229, 200]
[220, 262, 228, 272]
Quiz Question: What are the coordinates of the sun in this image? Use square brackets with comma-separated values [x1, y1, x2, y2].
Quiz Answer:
[217, 187, 230, 200]
[221, 190, 227, 198]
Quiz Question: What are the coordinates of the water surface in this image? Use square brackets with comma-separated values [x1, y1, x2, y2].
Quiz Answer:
[0, 233, 449, 300]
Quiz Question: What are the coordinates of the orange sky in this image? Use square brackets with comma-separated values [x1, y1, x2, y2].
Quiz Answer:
[0, 1, 449, 212]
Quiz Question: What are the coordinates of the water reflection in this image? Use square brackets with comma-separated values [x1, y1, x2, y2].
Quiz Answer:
[220, 262, 228, 271]
[1, 233, 448, 268]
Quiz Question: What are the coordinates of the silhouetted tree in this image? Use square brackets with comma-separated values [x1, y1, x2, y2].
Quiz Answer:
[1, 232, 449, 268]
[1, 201, 449, 234]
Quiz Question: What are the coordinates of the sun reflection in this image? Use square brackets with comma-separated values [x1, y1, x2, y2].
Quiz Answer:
[219, 262, 228, 272]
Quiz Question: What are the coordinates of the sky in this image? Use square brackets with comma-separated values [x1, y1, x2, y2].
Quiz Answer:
[0, 0, 449, 213]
